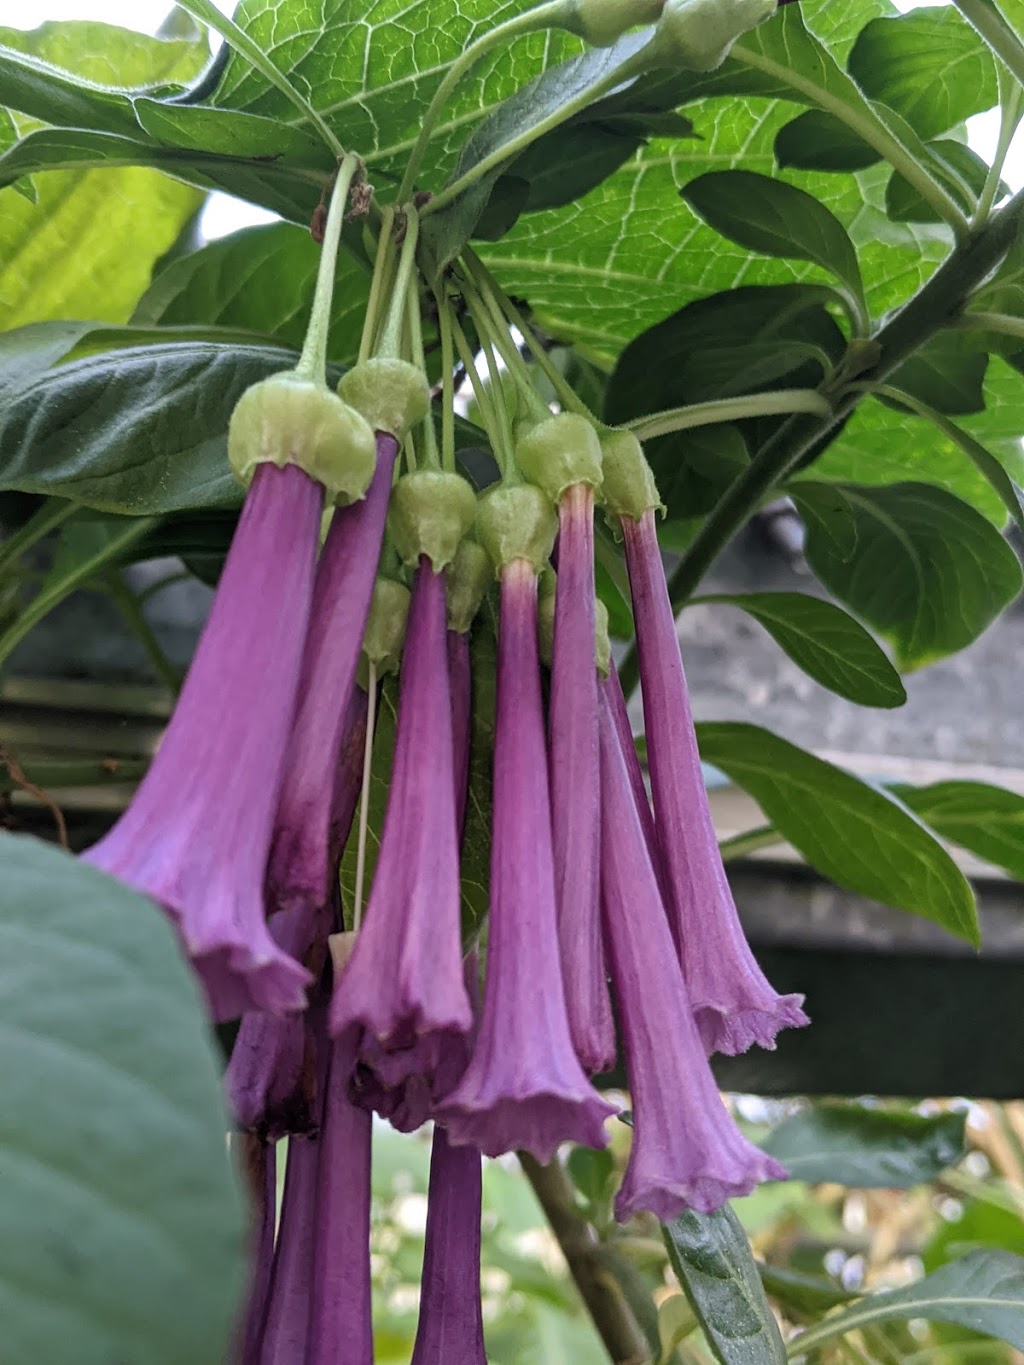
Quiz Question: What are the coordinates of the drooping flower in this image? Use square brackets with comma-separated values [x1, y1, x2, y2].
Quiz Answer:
[330, 558, 473, 1113]
[84, 461, 322, 1021]
[266, 437, 397, 916]
[438, 515, 615, 1160]
[410, 1126, 487, 1365]
[258, 1125, 320, 1364]
[598, 678, 787, 1221]
[232, 1134, 277, 1365]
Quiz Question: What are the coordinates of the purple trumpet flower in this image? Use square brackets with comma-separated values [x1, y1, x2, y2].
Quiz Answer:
[84, 461, 321, 1021]
[226, 689, 368, 1139]
[267, 435, 397, 915]
[330, 558, 473, 1117]
[259, 1129, 320, 1365]
[621, 509, 808, 1055]
[598, 679, 787, 1220]
[233, 1135, 277, 1365]
[437, 559, 615, 1161]
[550, 484, 614, 1074]
[411, 1126, 487, 1365]
[447, 626, 472, 836]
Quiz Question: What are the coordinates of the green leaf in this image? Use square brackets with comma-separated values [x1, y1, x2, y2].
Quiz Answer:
[663, 1204, 787, 1365]
[886, 139, 1001, 224]
[566, 1146, 615, 1210]
[760, 1103, 966, 1187]
[756, 1265, 855, 1321]
[680, 170, 865, 316]
[799, 482, 1023, 669]
[696, 593, 906, 707]
[695, 721, 980, 944]
[891, 781, 1024, 881]
[774, 110, 880, 173]
[0, 320, 94, 403]
[885, 331, 989, 416]
[0, 833, 245, 1362]
[848, 6, 999, 139]
[790, 1250, 1024, 1355]
[789, 483, 858, 560]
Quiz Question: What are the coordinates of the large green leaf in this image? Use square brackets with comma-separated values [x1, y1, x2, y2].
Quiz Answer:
[892, 780, 1024, 881]
[663, 1205, 786, 1365]
[694, 593, 906, 708]
[0, 833, 245, 1363]
[696, 721, 980, 944]
[798, 482, 1023, 669]
[760, 1103, 966, 1187]
[790, 1251, 1024, 1355]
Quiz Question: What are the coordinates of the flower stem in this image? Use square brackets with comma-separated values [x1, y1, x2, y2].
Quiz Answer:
[975, 74, 1024, 226]
[358, 206, 396, 363]
[396, 0, 570, 201]
[293, 153, 363, 381]
[717, 824, 783, 863]
[0, 498, 77, 578]
[953, 0, 1024, 91]
[460, 265, 550, 425]
[377, 206, 421, 360]
[407, 285, 441, 468]
[101, 569, 183, 693]
[959, 308, 1024, 340]
[449, 308, 513, 477]
[626, 389, 832, 441]
[436, 288, 457, 472]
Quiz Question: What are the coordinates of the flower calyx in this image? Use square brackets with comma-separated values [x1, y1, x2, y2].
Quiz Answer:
[388, 470, 478, 572]
[514, 412, 604, 506]
[537, 570, 611, 676]
[228, 372, 376, 506]
[649, 0, 775, 71]
[361, 576, 411, 678]
[476, 483, 558, 576]
[562, 0, 664, 47]
[337, 357, 430, 440]
[447, 539, 492, 635]
[598, 429, 664, 527]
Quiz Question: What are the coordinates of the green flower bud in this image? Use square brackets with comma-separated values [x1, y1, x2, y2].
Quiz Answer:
[599, 429, 664, 525]
[562, 0, 664, 46]
[447, 538, 492, 635]
[361, 576, 411, 679]
[537, 568, 557, 666]
[337, 358, 430, 439]
[514, 413, 604, 505]
[477, 483, 558, 575]
[595, 598, 611, 678]
[650, 0, 775, 70]
[228, 372, 376, 505]
[388, 470, 478, 571]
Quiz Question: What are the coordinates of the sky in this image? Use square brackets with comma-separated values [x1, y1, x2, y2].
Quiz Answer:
[7, 0, 1024, 239]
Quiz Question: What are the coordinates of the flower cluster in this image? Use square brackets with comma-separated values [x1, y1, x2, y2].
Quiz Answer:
[84, 180, 805, 1358]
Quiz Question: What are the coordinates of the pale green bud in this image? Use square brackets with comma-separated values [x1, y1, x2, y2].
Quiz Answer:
[562, 0, 664, 46]
[361, 577, 411, 679]
[388, 470, 478, 571]
[650, 0, 776, 70]
[338, 358, 430, 439]
[514, 412, 604, 505]
[598, 429, 664, 524]
[447, 539, 492, 635]
[477, 483, 558, 575]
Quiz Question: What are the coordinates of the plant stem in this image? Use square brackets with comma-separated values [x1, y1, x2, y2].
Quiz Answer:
[449, 309, 510, 475]
[172, 0, 346, 159]
[406, 286, 440, 468]
[518, 1152, 653, 1365]
[294, 153, 362, 380]
[460, 266, 550, 424]
[718, 823, 784, 862]
[101, 570, 183, 693]
[378, 206, 421, 359]
[953, 0, 1024, 90]
[396, 0, 569, 201]
[957, 308, 1024, 339]
[435, 287, 457, 472]
[974, 75, 1024, 226]
[615, 184, 1024, 696]
[0, 498, 77, 578]
[626, 389, 833, 441]
[358, 206, 397, 363]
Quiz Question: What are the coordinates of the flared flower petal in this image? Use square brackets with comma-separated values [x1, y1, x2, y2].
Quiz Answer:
[437, 560, 615, 1161]
[599, 680, 787, 1221]
[550, 484, 615, 1074]
[267, 436, 397, 915]
[84, 461, 321, 1021]
[330, 560, 472, 1112]
[621, 509, 808, 1055]
[410, 1126, 487, 1365]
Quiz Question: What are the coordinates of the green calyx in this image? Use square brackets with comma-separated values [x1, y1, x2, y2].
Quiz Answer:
[595, 598, 611, 678]
[228, 373, 376, 505]
[598, 429, 664, 525]
[562, 0, 664, 46]
[337, 357, 430, 439]
[537, 570, 611, 675]
[388, 470, 478, 571]
[649, 0, 775, 70]
[514, 412, 604, 505]
[361, 577, 411, 678]
[477, 483, 558, 575]
[447, 539, 492, 635]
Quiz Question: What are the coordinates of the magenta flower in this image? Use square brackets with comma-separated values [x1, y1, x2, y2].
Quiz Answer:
[447, 626, 472, 835]
[621, 508, 808, 1055]
[411, 1126, 487, 1365]
[550, 484, 614, 1074]
[437, 559, 615, 1161]
[259, 1128, 319, 1364]
[84, 461, 321, 1021]
[233, 1135, 276, 1365]
[267, 435, 398, 915]
[598, 679, 787, 1220]
[330, 559, 473, 1115]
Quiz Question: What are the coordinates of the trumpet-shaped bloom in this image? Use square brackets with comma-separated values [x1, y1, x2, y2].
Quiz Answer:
[621, 509, 808, 1055]
[437, 560, 615, 1161]
[447, 627, 472, 835]
[233, 1134, 276, 1365]
[330, 560, 472, 1115]
[598, 680, 787, 1220]
[550, 484, 614, 1074]
[84, 461, 321, 1021]
[267, 436, 397, 915]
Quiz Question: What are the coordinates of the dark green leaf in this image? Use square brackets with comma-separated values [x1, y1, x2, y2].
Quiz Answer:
[891, 781, 1024, 881]
[886, 332, 989, 416]
[757, 1265, 856, 1320]
[760, 1103, 966, 1187]
[680, 171, 865, 310]
[0, 320, 94, 403]
[663, 1204, 787, 1365]
[566, 1147, 615, 1209]
[800, 482, 1022, 669]
[0, 833, 245, 1362]
[789, 483, 858, 560]
[696, 721, 979, 944]
[790, 1251, 1024, 1354]
[697, 593, 905, 707]
[848, 7, 999, 139]
[774, 110, 880, 173]
[886, 139, 1002, 224]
